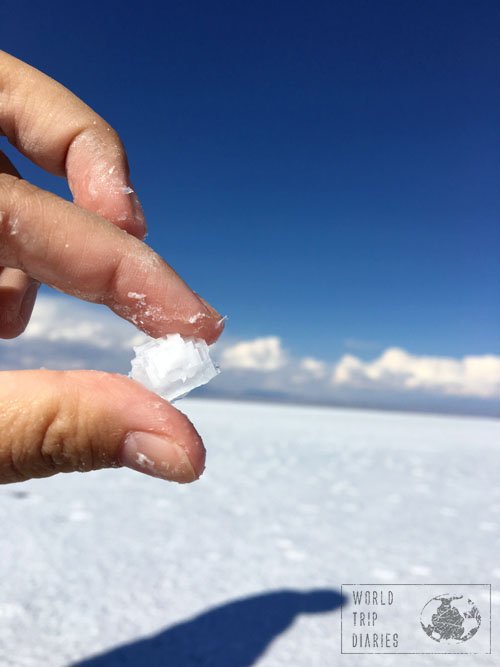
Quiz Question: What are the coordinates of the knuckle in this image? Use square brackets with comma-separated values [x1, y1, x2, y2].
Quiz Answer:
[105, 251, 127, 299]
[4, 375, 95, 480]
[0, 173, 38, 234]
[0, 387, 62, 482]
[0, 175, 55, 267]
[37, 378, 95, 474]
[0, 174, 25, 264]
[0, 371, 115, 483]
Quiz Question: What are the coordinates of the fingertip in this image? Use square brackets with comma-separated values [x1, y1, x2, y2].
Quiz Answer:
[67, 128, 147, 240]
[87, 372, 207, 482]
[192, 295, 226, 343]
[119, 431, 204, 483]
[94, 186, 147, 241]
[196, 313, 226, 345]
[74, 185, 147, 240]
[110, 275, 225, 345]
[169, 407, 207, 480]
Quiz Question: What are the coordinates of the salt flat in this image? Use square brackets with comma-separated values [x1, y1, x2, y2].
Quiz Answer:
[0, 399, 498, 666]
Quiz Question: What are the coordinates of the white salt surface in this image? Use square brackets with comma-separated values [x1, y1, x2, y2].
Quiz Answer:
[0, 400, 499, 666]
[128, 334, 220, 401]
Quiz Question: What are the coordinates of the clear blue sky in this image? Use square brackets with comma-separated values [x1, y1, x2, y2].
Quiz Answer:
[2, 0, 499, 362]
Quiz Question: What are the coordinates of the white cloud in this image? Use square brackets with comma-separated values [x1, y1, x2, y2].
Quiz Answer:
[0, 294, 145, 373]
[332, 347, 500, 399]
[21, 296, 146, 349]
[220, 336, 287, 371]
[299, 357, 327, 378]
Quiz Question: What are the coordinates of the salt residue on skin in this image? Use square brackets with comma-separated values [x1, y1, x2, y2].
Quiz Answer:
[63, 286, 103, 304]
[134, 248, 163, 271]
[102, 245, 221, 336]
[136, 452, 156, 471]
[8, 217, 19, 236]
[134, 451, 182, 480]
[113, 297, 222, 339]
[187, 312, 209, 324]
[186, 312, 226, 330]
[113, 302, 178, 331]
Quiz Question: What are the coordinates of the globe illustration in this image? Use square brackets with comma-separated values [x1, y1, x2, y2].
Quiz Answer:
[420, 594, 481, 643]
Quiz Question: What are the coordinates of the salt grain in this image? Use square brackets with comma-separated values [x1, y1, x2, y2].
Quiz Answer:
[129, 333, 220, 402]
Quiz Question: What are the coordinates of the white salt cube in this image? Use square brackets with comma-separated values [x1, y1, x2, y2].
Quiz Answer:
[128, 333, 220, 402]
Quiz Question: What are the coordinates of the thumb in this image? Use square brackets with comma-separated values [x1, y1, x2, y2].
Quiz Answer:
[0, 370, 205, 484]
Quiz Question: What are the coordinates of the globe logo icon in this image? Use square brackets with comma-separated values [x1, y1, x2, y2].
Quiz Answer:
[420, 594, 481, 643]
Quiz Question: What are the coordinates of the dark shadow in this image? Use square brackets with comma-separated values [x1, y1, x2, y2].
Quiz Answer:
[73, 588, 345, 667]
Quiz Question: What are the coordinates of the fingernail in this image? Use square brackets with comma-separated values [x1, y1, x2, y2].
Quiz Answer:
[123, 178, 148, 240]
[119, 432, 198, 483]
[23, 279, 40, 305]
[130, 191, 147, 239]
[18, 280, 40, 325]
[115, 175, 147, 240]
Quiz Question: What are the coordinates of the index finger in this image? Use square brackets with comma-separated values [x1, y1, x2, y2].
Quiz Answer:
[0, 50, 145, 239]
[0, 175, 223, 344]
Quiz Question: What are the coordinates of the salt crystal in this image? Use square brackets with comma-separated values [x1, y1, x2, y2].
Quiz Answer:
[128, 333, 220, 402]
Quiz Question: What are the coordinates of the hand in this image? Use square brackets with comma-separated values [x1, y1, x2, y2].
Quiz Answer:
[0, 51, 224, 484]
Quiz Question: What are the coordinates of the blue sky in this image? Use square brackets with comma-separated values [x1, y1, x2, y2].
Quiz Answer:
[1, 2, 498, 414]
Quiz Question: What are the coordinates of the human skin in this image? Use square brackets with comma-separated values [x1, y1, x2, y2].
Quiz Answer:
[0, 51, 224, 484]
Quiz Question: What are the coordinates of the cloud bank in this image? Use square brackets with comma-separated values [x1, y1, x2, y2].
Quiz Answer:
[0, 295, 498, 417]
[332, 348, 500, 399]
